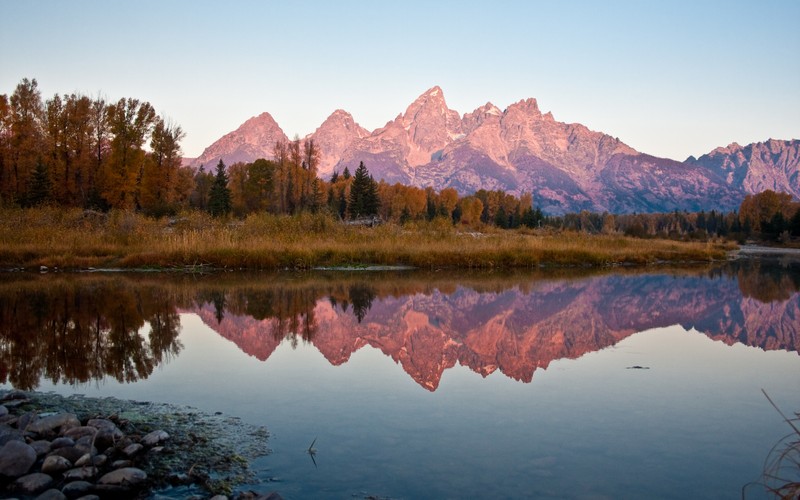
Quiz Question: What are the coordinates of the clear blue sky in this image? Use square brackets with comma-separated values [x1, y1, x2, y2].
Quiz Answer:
[2, 0, 798, 161]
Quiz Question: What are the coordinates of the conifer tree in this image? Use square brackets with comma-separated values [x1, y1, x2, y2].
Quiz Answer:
[208, 160, 232, 217]
[348, 161, 379, 218]
[26, 160, 51, 206]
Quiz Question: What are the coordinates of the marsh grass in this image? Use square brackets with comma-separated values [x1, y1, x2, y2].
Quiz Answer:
[0, 207, 733, 270]
[749, 390, 800, 499]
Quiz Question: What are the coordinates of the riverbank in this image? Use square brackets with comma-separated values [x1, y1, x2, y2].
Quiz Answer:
[0, 208, 734, 270]
[0, 390, 273, 499]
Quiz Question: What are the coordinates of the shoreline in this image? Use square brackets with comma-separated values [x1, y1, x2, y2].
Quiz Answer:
[0, 208, 735, 271]
[0, 390, 273, 499]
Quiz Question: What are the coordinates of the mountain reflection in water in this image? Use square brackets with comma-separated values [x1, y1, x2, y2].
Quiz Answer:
[1, 260, 798, 392]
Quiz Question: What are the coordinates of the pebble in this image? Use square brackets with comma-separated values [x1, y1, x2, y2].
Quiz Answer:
[63, 426, 97, 441]
[60, 480, 93, 497]
[35, 489, 67, 500]
[0, 440, 36, 478]
[29, 440, 52, 457]
[75, 453, 107, 468]
[50, 437, 75, 449]
[142, 429, 170, 446]
[13, 472, 53, 494]
[62, 466, 98, 481]
[122, 443, 144, 457]
[40, 455, 72, 474]
[26, 413, 80, 437]
[97, 467, 148, 487]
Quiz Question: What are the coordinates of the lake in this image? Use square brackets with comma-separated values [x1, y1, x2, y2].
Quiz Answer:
[1, 257, 799, 499]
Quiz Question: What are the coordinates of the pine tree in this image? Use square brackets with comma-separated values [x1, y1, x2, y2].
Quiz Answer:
[26, 160, 52, 206]
[208, 160, 232, 217]
[348, 161, 379, 218]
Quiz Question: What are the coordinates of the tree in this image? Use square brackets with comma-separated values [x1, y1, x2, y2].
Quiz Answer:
[208, 160, 232, 217]
[101, 98, 156, 208]
[7, 78, 44, 202]
[348, 161, 379, 218]
[26, 160, 51, 206]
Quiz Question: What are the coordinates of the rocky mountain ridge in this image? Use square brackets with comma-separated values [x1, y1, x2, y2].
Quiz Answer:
[190, 87, 799, 213]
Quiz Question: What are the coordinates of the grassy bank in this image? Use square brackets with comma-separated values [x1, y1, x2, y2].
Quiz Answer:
[0, 207, 735, 270]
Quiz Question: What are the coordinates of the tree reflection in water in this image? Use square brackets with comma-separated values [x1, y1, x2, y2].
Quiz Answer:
[1, 258, 798, 391]
[0, 277, 183, 390]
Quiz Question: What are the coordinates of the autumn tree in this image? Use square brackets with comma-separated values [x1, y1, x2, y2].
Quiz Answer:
[5, 78, 44, 203]
[139, 117, 184, 215]
[101, 98, 156, 209]
[739, 190, 796, 234]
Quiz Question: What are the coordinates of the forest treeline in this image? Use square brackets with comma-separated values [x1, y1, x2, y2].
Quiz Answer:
[2, 78, 799, 243]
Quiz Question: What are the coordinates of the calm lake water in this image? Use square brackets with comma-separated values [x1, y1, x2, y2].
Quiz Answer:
[1, 257, 799, 499]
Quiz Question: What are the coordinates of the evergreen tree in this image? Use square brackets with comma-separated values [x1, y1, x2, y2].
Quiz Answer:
[348, 161, 379, 218]
[26, 160, 51, 206]
[342, 166, 351, 180]
[208, 160, 232, 217]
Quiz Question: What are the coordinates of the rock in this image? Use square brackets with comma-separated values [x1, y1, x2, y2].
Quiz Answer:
[74, 495, 99, 500]
[0, 405, 7, 417]
[94, 429, 123, 449]
[97, 467, 147, 487]
[26, 413, 80, 437]
[62, 466, 98, 481]
[122, 443, 143, 457]
[30, 440, 52, 457]
[236, 491, 284, 500]
[0, 390, 27, 401]
[49, 444, 94, 464]
[0, 423, 23, 445]
[63, 426, 97, 441]
[75, 453, 106, 468]
[16, 411, 37, 431]
[85, 419, 116, 432]
[0, 440, 36, 478]
[41, 455, 72, 474]
[60, 480, 93, 497]
[209, 496, 228, 500]
[51, 437, 76, 449]
[35, 489, 67, 500]
[142, 429, 169, 446]
[110, 459, 132, 468]
[13, 472, 54, 494]
[36, 489, 67, 500]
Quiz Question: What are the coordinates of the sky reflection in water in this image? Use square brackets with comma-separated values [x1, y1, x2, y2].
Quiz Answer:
[1, 259, 798, 499]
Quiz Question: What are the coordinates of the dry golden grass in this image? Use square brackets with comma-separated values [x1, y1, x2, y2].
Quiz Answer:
[0, 207, 734, 270]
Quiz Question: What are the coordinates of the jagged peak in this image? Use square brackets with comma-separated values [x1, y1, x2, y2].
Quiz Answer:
[423, 85, 444, 97]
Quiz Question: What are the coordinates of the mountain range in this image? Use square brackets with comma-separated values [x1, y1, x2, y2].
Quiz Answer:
[190, 87, 799, 214]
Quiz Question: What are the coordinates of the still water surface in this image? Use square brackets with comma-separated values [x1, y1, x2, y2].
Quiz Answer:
[1, 259, 799, 499]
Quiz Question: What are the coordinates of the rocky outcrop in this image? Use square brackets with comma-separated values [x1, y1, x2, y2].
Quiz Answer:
[192, 87, 798, 213]
[686, 139, 800, 200]
[191, 112, 289, 170]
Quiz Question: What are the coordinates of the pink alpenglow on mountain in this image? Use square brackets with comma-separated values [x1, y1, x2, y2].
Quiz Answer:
[194, 87, 800, 213]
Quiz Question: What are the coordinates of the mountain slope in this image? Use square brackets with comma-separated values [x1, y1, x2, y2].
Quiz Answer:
[192, 87, 799, 213]
[191, 112, 288, 169]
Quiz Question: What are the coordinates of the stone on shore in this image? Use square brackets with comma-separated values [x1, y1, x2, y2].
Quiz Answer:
[0, 440, 36, 477]
[142, 429, 169, 446]
[13, 472, 53, 494]
[40, 455, 72, 474]
[35, 488, 67, 500]
[26, 413, 80, 437]
[60, 480, 93, 497]
[97, 467, 147, 487]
